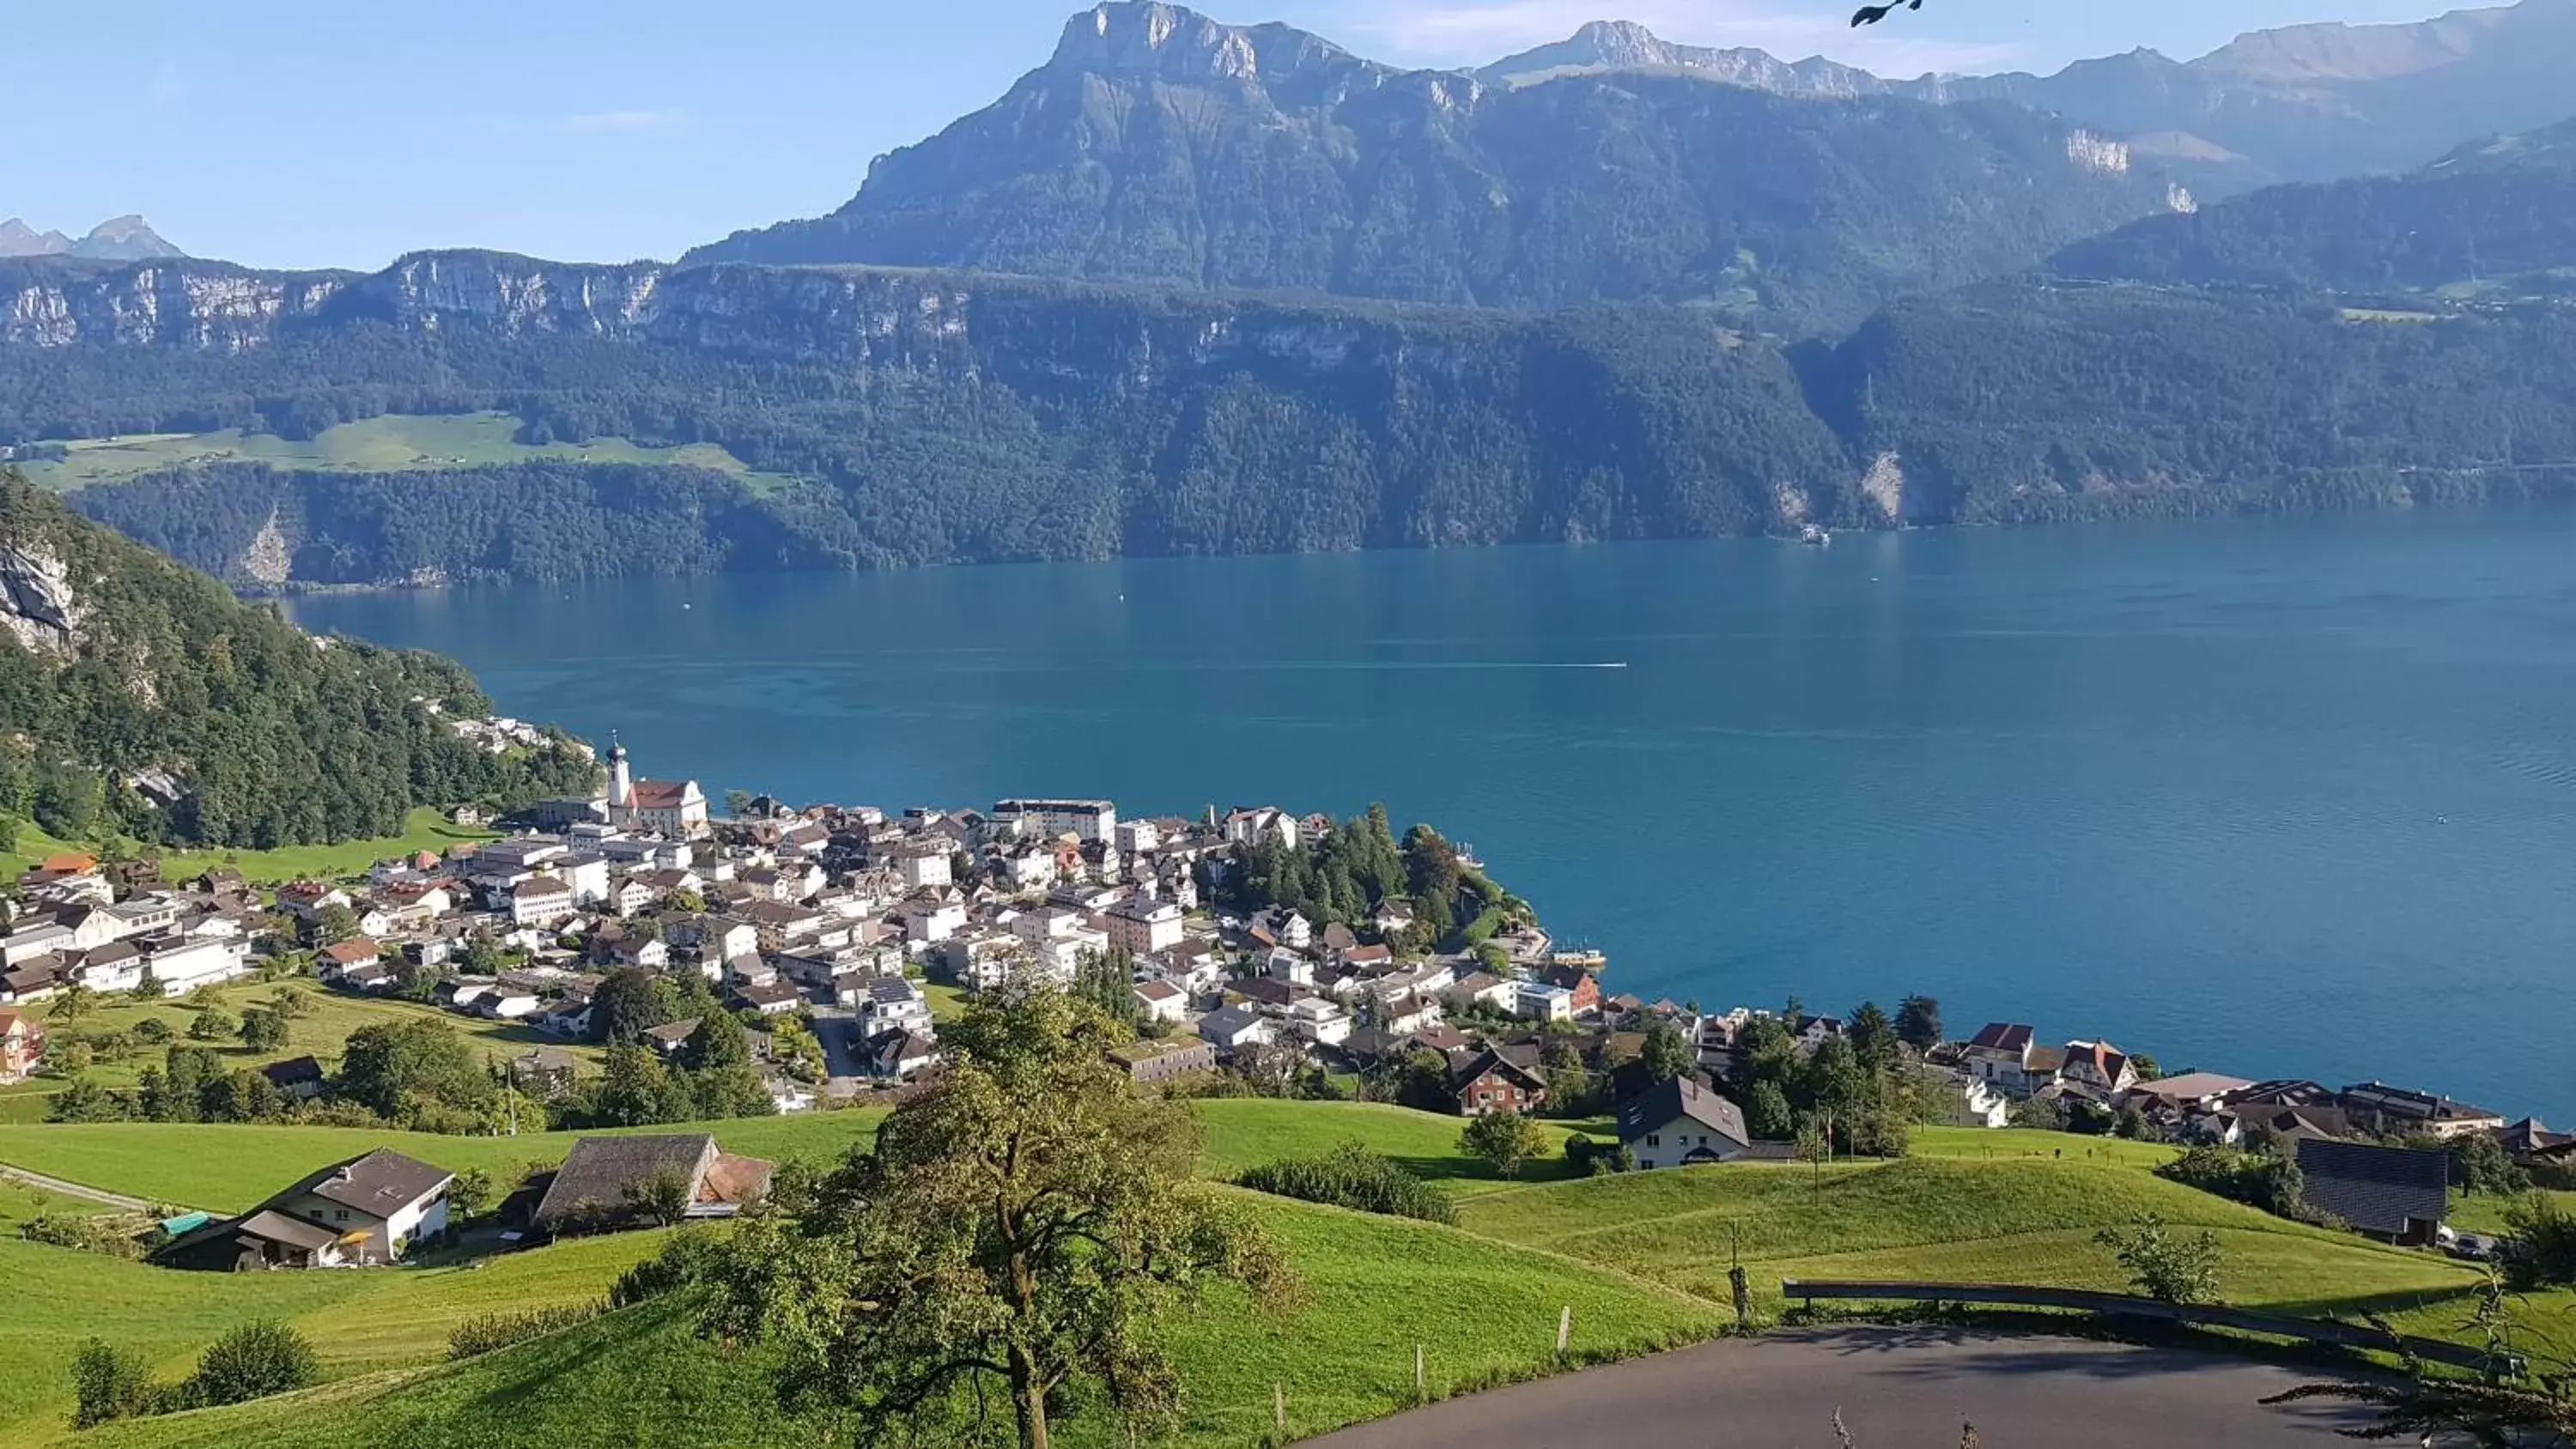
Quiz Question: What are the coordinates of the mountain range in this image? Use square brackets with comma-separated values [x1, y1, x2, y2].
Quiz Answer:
[4, 0, 2576, 591]
[0, 215, 185, 263]
[681, 3, 2180, 335]
[1478, 0, 2576, 191]
[685, 0, 2576, 328]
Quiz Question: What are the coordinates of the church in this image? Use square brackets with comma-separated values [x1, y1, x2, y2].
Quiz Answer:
[606, 741, 710, 838]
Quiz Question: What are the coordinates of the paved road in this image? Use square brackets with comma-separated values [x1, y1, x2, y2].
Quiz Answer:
[0, 1162, 162, 1212]
[1305, 1326, 2379, 1448]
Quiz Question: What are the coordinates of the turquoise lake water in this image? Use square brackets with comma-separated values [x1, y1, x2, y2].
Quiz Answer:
[291, 509, 2576, 1120]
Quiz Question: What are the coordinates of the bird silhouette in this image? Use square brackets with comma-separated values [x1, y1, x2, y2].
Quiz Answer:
[1851, 0, 1924, 25]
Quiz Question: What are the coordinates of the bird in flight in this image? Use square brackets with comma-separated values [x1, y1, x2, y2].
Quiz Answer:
[1851, 0, 1924, 24]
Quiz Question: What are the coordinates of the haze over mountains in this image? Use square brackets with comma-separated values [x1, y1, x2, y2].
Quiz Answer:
[0, 215, 185, 262]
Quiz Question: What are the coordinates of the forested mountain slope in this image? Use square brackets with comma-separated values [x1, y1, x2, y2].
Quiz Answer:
[2048, 118, 2576, 298]
[0, 476, 597, 846]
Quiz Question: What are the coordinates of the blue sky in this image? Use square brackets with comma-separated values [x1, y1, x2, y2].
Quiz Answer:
[11, 0, 2470, 270]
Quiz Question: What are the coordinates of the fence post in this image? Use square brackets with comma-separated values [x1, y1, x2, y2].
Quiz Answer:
[1274, 1381, 1285, 1431]
[1414, 1343, 1425, 1392]
[1557, 1306, 1572, 1356]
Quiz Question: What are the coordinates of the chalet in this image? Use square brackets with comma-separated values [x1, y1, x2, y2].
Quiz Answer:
[529, 1135, 772, 1238]
[0, 1009, 44, 1082]
[640, 1018, 704, 1058]
[158, 1149, 454, 1270]
[317, 938, 383, 983]
[731, 981, 805, 1017]
[1619, 1076, 1753, 1169]
[2294, 1138, 2450, 1246]
[2059, 1040, 2137, 1096]
[1960, 1022, 2042, 1094]
[1449, 1046, 1547, 1116]
[259, 1056, 326, 1100]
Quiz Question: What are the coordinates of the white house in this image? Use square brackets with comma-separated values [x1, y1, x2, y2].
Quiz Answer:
[605, 743, 711, 838]
[1948, 1076, 2011, 1129]
[206, 1149, 455, 1267]
[1287, 996, 1352, 1046]
[1618, 1077, 1754, 1170]
[1265, 947, 1315, 988]
[993, 798, 1117, 841]
[1196, 1004, 1275, 1051]
[146, 937, 249, 996]
[855, 975, 934, 1036]
[1132, 979, 1188, 1026]
[510, 876, 576, 929]
[903, 897, 969, 944]
[1516, 982, 1575, 1023]
[895, 846, 953, 893]
[1960, 1022, 2043, 1095]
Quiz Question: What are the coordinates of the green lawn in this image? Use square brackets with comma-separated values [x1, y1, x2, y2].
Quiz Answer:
[0, 1099, 1552, 1215]
[2447, 1185, 2574, 1238]
[0, 808, 497, 889]
[70, 1191, 1722, 1449]
[19, 414, 807, 496]
[24, 979, 596, 1099]
[1458, 1155, 2490, 1326]
[0, 1102, 2543, 1449]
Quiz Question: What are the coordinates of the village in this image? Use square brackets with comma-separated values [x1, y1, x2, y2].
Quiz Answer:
[0, 741, 2568, 1275]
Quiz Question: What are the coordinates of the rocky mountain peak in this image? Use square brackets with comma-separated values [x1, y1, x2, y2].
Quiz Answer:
[1049, 2, 1336, 84]
[0, 215, 185, 262]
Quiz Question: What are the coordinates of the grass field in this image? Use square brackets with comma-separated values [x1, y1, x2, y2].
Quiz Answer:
[2, 978, 597, 1105]
[0, 808, 497, 889]
[0, 1099, 1540, 1214]
[1457, 1155, 2493, 1326]
[0, 1101, 2559, 1448]
[19, 414, 807, 496]
[67, 1192, 1720, 1449]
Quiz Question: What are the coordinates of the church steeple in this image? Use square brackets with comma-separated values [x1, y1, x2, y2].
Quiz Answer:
[608, 732, 632, 810]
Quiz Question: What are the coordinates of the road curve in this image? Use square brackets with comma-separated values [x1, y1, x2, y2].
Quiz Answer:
[0, 1162, 164, 1212]
[1303, 1325, 2379, 1447]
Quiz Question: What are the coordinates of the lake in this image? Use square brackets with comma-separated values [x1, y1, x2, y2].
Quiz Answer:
[291, 509, 2576, 1121]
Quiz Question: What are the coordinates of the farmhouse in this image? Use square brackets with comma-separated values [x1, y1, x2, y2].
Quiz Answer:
[159, 1149, 455, 1270]
[529, 1134, 775, 1239]
[1619, 1076, 1753, 1169]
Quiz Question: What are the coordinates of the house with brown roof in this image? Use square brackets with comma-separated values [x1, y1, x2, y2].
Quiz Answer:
[529, 1134, 772, 1238]
[0, 1008, 44, 1082]
[1538, 966, 1601, 1018]
[2059, 1040, 2136, 1096]
[1961, 1022, 2043, 1095]
[1449, 1046, 1547, 1116]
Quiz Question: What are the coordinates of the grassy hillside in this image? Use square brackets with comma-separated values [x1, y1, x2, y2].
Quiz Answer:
[28, 1192, 1716, 1449]
[0, 1098, 1561, 1213]
[3, 1100, 2553, 1449]
[17, 414, 805, 496]
[0, 807, 497, 888]
[1459, 1155, 2488, 1322]
[0, 978, 594, 1110]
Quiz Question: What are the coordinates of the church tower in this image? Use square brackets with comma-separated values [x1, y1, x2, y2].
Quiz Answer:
[608, 737, 632, 811]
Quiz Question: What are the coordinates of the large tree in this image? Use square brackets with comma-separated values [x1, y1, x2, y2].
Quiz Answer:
[693, 989, 1296, 1449]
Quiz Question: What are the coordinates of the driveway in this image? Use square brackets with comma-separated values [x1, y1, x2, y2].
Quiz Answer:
[1303, 1326, 2379, 1447]
[0, 1162, 167, 1212]
[808, 1007, 867, 1099]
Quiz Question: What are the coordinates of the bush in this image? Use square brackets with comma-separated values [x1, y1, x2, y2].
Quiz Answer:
[611, 1224, 730, 1307]
[448, 1300, 606, 1360]
[2503, 1194, 2576, 1289]
[70, 1339, 158, 1428]
[18, 1212, 149, 1258]
[131, 1017, 172, 1045]
[1236, 1142, 1458, 1224]
[2095, 1214, 2223, 1306]
[187, 1319, 319, 1407]
[1459, 1109, 1550, 1179]
[1564, 1135, 1631, 1177]
[2159, 1144, 2305, 1217]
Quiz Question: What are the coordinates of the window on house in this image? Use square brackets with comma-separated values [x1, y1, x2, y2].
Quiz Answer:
[1646, 1134, 1661, 1148]
[334, 1209, 348, 1221]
